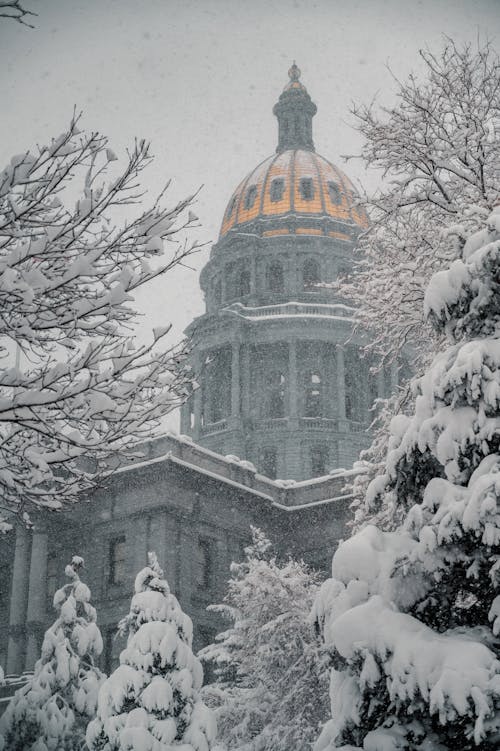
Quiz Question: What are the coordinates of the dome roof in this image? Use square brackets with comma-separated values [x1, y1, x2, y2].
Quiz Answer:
[219, 149, 368, 239]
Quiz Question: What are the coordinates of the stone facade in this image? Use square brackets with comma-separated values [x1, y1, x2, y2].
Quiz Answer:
[0, 434, 353, 687]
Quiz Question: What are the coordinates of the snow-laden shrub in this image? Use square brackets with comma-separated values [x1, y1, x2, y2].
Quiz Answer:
[201, 527, 329, 751]
[0, 555, 104, 751]
[87, 551, 216, 751]
[314, 208, 500, 750]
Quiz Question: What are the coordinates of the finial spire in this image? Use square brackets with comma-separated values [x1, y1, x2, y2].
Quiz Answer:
[288, 61, 301, 83]
[273, 63, 317, 153]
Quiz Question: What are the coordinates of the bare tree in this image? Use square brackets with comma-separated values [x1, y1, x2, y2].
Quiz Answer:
[343, 39, 500, 368]
[0, 0, 36, 27]
[0, 116, 202, 532]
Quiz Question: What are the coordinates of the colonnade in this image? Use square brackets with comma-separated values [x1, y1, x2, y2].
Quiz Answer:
[181, 340, 399, 437]
[5, 526, 48, 675]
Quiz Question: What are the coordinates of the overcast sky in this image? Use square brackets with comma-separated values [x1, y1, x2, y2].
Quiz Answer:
[0, 0, 498, 422]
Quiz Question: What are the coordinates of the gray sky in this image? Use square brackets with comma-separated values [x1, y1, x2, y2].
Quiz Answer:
[0, 0, 498, 345]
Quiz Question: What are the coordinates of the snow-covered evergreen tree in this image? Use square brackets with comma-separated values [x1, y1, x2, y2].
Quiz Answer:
[201, 527, 328, 751]
[86, 551, 215, 751]
[313, 207, 500, 750]
[0, 555, 104, 751]
[343, 38, 500, 521]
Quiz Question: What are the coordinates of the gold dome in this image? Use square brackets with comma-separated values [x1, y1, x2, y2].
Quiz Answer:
[220, 149, 368, 239]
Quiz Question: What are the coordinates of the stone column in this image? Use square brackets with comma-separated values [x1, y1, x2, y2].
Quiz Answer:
[180, 401, 191, 434]
[193, 351, 203, 440]
[231, 341, 240, 420]
[288, 339, 298, 419]
[25, 528, 48, 670]
[6, 525, 31, 675]
[241, 345, 251, 419]
[336, 345, 346, 420]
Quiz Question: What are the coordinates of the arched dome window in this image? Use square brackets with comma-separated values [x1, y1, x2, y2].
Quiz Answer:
[267, 261, 284, 293]
[244, 185, 257, 210]
[270, 178, 285, 202]
[327, 181, 342, 205]
[303, 258, 320, 290]
[300, 177, 314, 201]
[304, 371, 323, 417]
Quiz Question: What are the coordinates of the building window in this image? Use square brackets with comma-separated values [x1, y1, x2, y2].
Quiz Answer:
[227, 262, 250, 299]
[195, 538, 215, 589]
[239, 269, 251, 297]
[304, 371, 323, 417]
[311, 444, 328, 477]
[267, 261, 284, 293]
[204, 347, 231, 424]
[270, 178, 285, 202]
[259, 447, 277, 479]
[327, 181, 342, 205]
[46, 553, 58, 609]
[109, 537, 126, 586]
[299, 177, 314, 200]
[345, 346, 365, 422]
[244, 185, 257, 210]
[266, 370, 286, 418]
[303, 258, 320, 290]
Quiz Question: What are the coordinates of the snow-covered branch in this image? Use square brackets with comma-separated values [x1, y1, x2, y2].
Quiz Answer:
[0, 116, 203, 532]
[342, 39, 500, 368]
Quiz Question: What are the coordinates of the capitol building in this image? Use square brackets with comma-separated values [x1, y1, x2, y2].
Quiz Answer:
[0, 66, 401, 691]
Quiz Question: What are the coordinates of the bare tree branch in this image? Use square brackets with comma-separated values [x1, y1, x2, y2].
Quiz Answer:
[0, 0, 36, 27]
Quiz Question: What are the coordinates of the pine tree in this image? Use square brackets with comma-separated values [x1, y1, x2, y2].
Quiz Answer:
[314, 208, 500, 750]
[202, 527, 329, 751]
[0, 555, 104, 751]
[86, 551, 216, 751]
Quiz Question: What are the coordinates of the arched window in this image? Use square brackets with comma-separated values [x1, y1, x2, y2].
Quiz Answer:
[327, 181, 342, 205]
[344, 345, 365, 422]
[300, 177, 314, 201]
[311, 444, 328, 477]
[304, 371, 322, 417]
[303, 258, 320, 290]
[270, 178, 285, 202]
[259, 447, 277, 479]
[267, 261, 284, 293]
[244, 185, 257, 210]
[239, 269, 251, 297]
[266, 370, 286, 419]
[204, 348, 231, 423]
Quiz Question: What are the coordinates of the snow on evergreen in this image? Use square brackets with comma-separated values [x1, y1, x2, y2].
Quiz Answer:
[201, 527, 329, 751]
[0, 555, 104, 751]
[86, 551, 216, 751]
[313, 208, 500, 750]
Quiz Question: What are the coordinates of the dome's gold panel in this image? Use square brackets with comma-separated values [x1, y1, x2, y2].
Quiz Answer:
[220, 149, 368, 238]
